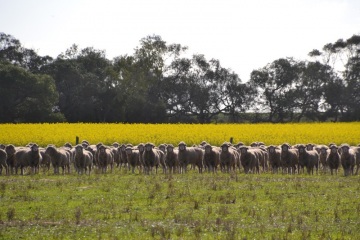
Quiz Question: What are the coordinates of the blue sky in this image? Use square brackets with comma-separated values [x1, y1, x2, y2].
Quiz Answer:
[1, 0, 359, 81]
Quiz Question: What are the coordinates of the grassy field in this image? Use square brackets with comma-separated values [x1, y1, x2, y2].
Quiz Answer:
[1, 122, 359, 239]
[1, 169, 359, 239]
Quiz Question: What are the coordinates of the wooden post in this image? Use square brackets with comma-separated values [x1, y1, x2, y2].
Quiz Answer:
[76, 136, 79, 145]
[230, 137, 233, 144]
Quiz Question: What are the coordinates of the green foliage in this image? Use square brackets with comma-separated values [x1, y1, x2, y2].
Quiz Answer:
[0, 171, 359, 239]
[0, 61, 65, 123]
[1, 32, 360, 123]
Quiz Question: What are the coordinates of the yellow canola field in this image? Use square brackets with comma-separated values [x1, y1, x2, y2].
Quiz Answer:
[0, 122, 359, 147]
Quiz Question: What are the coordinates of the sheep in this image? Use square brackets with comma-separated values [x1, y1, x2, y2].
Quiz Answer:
[142, 143, 161, 174]
[251, 146, 269, 172]
[234, 142, 245, 148]
[267, 145, 281, 173]
[14, 143, 42, 175]
[177, 141, 204, 173]
[156, 144, 167, 174]
[45, 145, 71, 174]
[137, 143, 145, 169]
[97, 144, 114, 173]
[0, 149, 8, 175]
[118, 144, 130, 170]
[158, 144, 167, 153]
[306, 143, 316, 151]
[351, 146, 360, 175]
[315, 145, 329, 173]
[125, 146, 141, 174]
[280, 143, 298, 174]
[203, 144, 220, 173]
[339, 144, 356, 176]
[199, 141, 208, 148]
[111, 142, 121, 168]
[29, 144, 42, 174]
[39, 147, 51, 172]
[82, 144, 96, 167]
[219, 142, 239, 173]
[81, 140, 90, 148]
[74, 144, 93, 175]
[63, 142, 76, 166]
[238, 146, 260, 174]
[165, 144, 179, 174]
[297, 144, 319, 175]
[326, 145, 341, 175]
[5, 144, 17, 174]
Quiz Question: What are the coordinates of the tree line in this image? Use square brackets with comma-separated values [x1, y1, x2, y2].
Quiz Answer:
[0, 32, 359, 123]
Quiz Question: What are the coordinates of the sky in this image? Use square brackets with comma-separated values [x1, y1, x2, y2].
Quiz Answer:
[1, 0, 360, 81]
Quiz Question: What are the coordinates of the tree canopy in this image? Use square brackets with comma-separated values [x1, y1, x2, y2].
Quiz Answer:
[0, 32, 359, 123]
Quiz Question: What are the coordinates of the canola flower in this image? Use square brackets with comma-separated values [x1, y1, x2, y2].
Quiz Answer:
[0, 122, 359, 147]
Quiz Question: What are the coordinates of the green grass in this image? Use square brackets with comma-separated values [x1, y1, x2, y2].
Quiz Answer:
[0, 169, 360, 239]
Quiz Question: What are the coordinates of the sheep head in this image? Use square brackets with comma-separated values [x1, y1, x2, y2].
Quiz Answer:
[281, 143, 291, 152]
[138, 143, 145, 152]
[75, 144, 84, 153]
[178, 142, 187, 151]
[329, 145, 338, 153]
[145, 143, 155, 152]
[125, 147, 133, 155]
[166, 144, 174, 153]
[239, 146, 249, 154]
[204, 144, 212, 153]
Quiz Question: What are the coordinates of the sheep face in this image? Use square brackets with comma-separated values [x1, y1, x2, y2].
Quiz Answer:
[330, 146, 338, 153]
[268, 146, 276, 153]
[158, 145, 166, 153]
[341, 146, 350, 153]
[178, 143, 186, 151]
[5, 145, 16, 156]
[320, 147, 328, 154]
[75, 145, 83, 153]
[205, 145, 212, 154]
[166, 145, 174, 153]
[31, 144, 39, 152]
[239, 147, 248, 154]
[306, 144, 314, 151]
[145, 144, 154, 152]
[281, 144, 290, 152]
[125, 147, 133, 155]
[138, 144, 145, 152]
[99, 145, 106, 153]
[221, 145, 229, 152]
[120, 145, 126, 152]
[112, 142, 120, 148]
[298, 146, 306, 153]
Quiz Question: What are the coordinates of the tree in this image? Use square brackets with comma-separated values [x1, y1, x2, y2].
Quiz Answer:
[249, 58, 300, 122]
[0, 32, 52, 73]
[46, 46, 118, 122]
[208, 59, 254, 122]
[309, 34, 360, 121]
[112, 35, 189, 123]
[294, 61, 339, 121]
[0, 61, 65, 123]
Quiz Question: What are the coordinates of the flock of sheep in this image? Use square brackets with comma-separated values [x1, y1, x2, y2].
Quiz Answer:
[0, 141, 359, 176]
